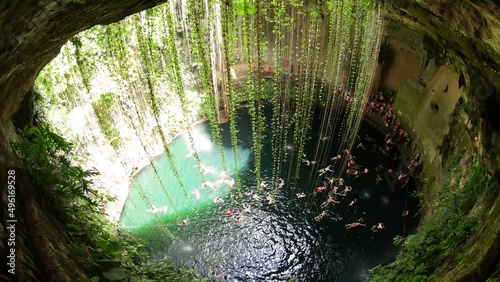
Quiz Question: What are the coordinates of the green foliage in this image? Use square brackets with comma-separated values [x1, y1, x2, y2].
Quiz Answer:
[93, 92, 121, 149]
[235, 0, 256, 16]
[69, 35, 94, 93]
[13, 125, 100, 219]
[370, 152, 489, 281]
[13, 126, 201, 281]
[359, 0, 377, 11]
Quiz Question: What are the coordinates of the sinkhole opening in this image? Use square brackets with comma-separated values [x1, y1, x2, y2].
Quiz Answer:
[120, 105, 420, 282]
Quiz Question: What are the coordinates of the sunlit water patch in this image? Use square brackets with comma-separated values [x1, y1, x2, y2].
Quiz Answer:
[120, 122, 251, 228]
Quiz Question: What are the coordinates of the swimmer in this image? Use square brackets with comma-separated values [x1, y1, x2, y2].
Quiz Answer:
[220, 170, 230, 179]
[327, 177, 336, 185]
[332, 215, 343, 221]
[177, 217, 189, 226]
[333, 186, 339, 194]
[314, 210, 328, 221]
[197, 164, 218, 175]
[327, 195, 340, 204]
[243, 203, 251, 213]
[357, 142, 365, 150]
[213, 180, 223, 189]
[344, 186, 352, 193]
[202, 181, 215, 189]
[252, 193, 261, 201]
[213, 197, 224, 204]
[331, 154, 342, 161]
[224, 178, 235, 187]
[320, 135, 331, 142]
[265, 193, 274, 204]
[234, 214, 244, 222]
[348, 199, 357, 206]
[302, 159, 312, 166]
[318, 165, 334, 176]
[345, 222, 365, 229]
[316, 186, 326, 193]
[371, 222, 385, 232]
[192, 189, 201, 200]
[338, 178, 344, 186]
[260, 180, 268, 189]
[346, 169, 359, 176]
[146, 205, 159, 214]
[278, 178, 285, 189]
[364, 168, 369, 174]
[296, 192, 306, 199]
[401, 210, 409, 217]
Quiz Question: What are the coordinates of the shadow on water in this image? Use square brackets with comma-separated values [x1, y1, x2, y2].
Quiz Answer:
[120, 106, 420, 281]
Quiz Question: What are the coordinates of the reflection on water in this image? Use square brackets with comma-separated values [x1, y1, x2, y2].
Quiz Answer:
[120, 108, 419, 281]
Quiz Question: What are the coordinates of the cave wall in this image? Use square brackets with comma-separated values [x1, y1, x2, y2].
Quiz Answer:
[374, 1, 500, 281]
[0, 0, 170, 166]
[0, 0, 499, 281]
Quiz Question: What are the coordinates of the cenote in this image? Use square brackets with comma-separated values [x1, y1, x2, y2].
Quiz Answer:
[120, 107, 420, 281]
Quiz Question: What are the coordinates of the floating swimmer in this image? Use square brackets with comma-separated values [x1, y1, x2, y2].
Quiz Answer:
[331, 154, 342, 161]
[197, 164, 218, 175]
[278, 178, 285, 189]
[327, 195, 340, 204]
[242, 203, 251, 213]
[345, 222, 365, 229]
[145, 205, 159, 214]
[348, 199, 357, 206]
[192, 189, 200, 200]
[265, 193, 274, 204]
[213, 197, 224, 204]
[318, 165, 334, 176]
[314, 210, 328, 221]
[296, 192, 306, 199]
[177, 217, 189, 226]
[316, 186, 326, 193]
[371, 222, 385, 232]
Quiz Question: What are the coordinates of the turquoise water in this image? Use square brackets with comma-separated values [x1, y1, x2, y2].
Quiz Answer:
[120, 107, 420, 281]
[119, 122, 252, 228]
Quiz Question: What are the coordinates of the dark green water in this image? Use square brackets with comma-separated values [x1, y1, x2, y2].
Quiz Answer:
[120, 107, 419, 281]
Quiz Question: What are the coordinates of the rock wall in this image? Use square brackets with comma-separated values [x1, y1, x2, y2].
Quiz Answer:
[0, 0, 499, 281]
[374, 3, 500, 280]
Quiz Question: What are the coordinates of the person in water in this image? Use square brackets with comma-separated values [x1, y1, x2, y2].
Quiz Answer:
[331, 154, 342, 161]
[177, 217, 189, 226]
[316, 186, 327, 193]
[345, 221, 365, 229]
[192, 189, 200, 200]
[278, 178, 285, 189]
[318, 165, 334, 176]
[296, 192, 306, 199]
[371, 222, 385, 232]
[265, 192, 274, 204]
